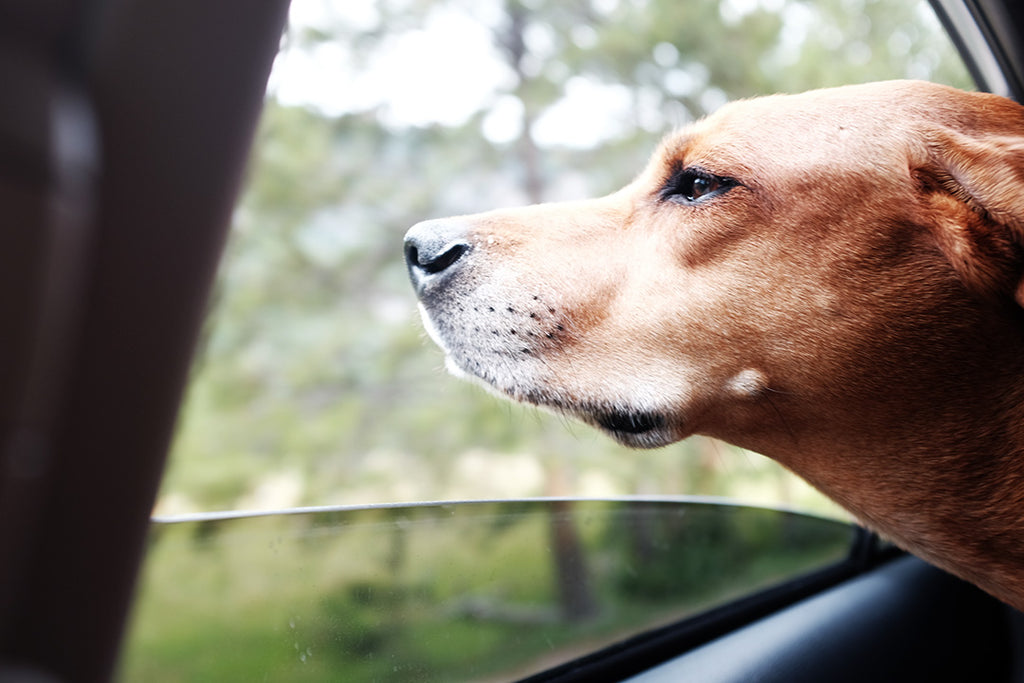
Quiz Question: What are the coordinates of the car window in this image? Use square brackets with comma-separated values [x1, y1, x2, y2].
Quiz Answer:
[122, 500, 855, 681]
[119, 0, 973, 680]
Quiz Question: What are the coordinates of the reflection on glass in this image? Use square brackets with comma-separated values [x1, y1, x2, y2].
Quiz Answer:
[120, 499, 855, 681]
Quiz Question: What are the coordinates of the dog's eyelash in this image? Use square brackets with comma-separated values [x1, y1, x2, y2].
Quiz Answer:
[660, 166, 737, 205]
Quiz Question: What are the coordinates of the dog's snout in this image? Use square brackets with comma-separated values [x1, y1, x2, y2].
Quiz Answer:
[404, 219, 472, 293]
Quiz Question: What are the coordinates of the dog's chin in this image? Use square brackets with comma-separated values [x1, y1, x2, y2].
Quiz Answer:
[444, 353, 678, 449]
[421, 305, 680, 449]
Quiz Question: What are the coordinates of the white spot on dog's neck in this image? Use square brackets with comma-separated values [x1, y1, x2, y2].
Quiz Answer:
[727, 368, 767, 398]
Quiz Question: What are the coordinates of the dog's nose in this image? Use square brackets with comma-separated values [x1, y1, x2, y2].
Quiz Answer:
[404, 219, 472, 293]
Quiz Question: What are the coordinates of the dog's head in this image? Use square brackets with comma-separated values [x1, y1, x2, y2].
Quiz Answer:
[404, 80, 1024, 458]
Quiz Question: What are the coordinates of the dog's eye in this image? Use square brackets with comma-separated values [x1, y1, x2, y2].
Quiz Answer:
[661, 167, 736, 205]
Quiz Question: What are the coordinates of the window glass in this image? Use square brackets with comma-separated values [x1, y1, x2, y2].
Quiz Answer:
[122, 500, 855, 681]
[121, 0, 973, 679]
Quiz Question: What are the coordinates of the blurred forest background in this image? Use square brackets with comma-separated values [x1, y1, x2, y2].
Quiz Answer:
[155, 0, 971, 516]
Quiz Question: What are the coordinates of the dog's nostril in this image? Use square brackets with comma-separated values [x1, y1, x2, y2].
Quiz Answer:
[414, 241, 469, 275]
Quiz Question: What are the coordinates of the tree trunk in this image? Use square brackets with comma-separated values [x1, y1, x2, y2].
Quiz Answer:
[548, 498, 598, 622]
[499, 0, 544, 204]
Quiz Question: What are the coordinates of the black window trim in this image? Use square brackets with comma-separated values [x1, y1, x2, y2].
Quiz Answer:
[930, 0, 1024, 99]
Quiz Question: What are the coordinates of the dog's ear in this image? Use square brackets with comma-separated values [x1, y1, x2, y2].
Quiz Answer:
[915, 126, 1024, 307]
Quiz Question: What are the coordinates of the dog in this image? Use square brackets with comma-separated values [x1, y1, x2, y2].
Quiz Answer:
[404, 80, 1024, 611]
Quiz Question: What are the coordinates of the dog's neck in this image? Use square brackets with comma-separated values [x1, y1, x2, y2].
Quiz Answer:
[723, 308, 1024, 610]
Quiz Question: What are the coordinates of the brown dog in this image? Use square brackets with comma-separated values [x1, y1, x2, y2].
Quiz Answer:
[404, 80, 1024, 611]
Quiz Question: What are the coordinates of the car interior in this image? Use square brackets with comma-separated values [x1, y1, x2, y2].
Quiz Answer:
[2, 0, 1024, 681]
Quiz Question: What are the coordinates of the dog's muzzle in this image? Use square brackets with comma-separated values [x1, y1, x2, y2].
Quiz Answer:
[402, 217, 680, 449]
